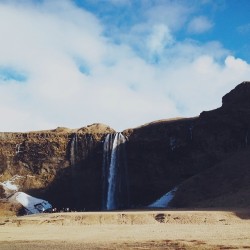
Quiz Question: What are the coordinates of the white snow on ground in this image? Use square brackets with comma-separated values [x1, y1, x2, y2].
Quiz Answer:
[1, 180, 18, 191]
[148, 187, 177, 208]
[15, 192, 52, 214]
[0, 175, 24, 196]
[1, 175, 52, 214]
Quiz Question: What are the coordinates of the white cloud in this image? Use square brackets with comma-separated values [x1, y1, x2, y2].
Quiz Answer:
[147, 24, 174, 55]
[187, 16, 213, 34]
[106, 0, 131, 5]
[0, 0, 249, 132]
[145, 2, 194, 32]
[161, 54, 250, 115]
[237, 23, 250, 34]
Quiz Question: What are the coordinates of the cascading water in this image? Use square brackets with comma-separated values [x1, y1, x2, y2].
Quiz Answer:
[70, 133, 95, 210]
[106, 133, 124, 210]
[189, 125, 194, 140]
[102, 134, 113, 209]
[70, 133, 78, 165]
[245, 130, 248, 147]
[102, 133, 129, 210]
[15, 144, 21, 154]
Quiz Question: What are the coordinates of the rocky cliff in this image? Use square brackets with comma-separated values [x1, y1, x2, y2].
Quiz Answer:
[0, 124, 115, 211]
[124, 81, 250, 208]
[0, 81, 250, 212]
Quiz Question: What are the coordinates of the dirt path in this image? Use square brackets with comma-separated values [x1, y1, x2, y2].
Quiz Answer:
[0, 210, 250, 249]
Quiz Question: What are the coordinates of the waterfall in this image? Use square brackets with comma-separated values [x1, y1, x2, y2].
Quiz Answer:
[102, 133, 128, 210]
[189, 125, 194, 140]
[102, 134, 113, 209]
[15, 143, 24, 155]
[15, 144, 21, 154]
[70, 133, 78, 165]
[106, 133, 125, 210]
[170, 137, 176, 151]
[83, 134, 93, 159]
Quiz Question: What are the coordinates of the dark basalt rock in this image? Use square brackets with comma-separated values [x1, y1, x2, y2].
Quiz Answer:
[222, 81, 250, 108]
[124, 81, 250, 208]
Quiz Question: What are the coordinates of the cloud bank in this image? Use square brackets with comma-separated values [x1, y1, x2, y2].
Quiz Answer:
[0, 0, 249, 132]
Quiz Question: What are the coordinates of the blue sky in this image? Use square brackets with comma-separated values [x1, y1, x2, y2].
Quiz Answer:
[74, 0, 250, 62]
[0, 0, 249, 131]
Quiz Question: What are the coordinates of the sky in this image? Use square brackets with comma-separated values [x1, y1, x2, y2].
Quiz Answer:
[0, 0, 250, 132]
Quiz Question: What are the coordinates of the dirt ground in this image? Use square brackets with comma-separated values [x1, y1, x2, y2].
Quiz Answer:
[0, 210, 250, 249]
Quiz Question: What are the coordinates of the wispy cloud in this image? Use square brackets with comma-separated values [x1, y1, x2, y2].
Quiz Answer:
[144, 1, 193, 31]
[187, 16, 213, 34]
[237, 23, 250, 34]
[104, 0, 131, 5]
[147, 24, 174, 53]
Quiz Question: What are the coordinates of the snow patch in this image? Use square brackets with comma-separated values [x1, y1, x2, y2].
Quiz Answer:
[14, 192, 52, 214]
[2, 180, 18, 191]
[0, 175, 24, 196]
[148, 187, 177, 208]
[1, 176, 52, 214]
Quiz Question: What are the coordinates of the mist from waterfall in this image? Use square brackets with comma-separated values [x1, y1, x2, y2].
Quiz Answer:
[102, 133, 128, 210]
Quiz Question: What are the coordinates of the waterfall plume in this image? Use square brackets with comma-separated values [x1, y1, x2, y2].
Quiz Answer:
[70, 133, 78, 165]
[102, 133, 128, 210]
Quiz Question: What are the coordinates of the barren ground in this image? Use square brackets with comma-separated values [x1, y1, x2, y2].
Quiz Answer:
[0, 209, 250, 249]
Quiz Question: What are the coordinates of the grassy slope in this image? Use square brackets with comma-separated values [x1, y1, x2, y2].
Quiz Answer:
[171, 149, 250, 208]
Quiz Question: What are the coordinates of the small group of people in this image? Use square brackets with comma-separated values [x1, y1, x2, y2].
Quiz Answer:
[51, 207, 70, 213]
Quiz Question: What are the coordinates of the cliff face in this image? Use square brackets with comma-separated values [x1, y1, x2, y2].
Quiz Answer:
[124, 81, 250, 207]
[0, 124, 115, 211]
[1, 81, 250, 211]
